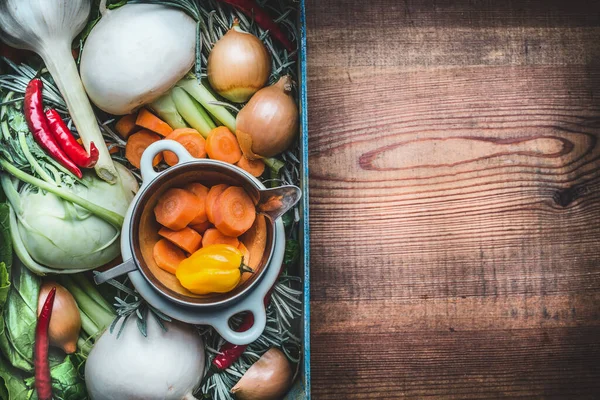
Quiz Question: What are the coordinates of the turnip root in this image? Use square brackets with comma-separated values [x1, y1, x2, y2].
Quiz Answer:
[80, 1, 196, 115]
[85, 314, 204, 400]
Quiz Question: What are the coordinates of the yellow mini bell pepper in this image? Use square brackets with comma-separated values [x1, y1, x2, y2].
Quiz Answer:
[176, 244, 253, 295]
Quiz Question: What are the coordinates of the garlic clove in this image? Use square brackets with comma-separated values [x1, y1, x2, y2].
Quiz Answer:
[231, 348, 293, 400]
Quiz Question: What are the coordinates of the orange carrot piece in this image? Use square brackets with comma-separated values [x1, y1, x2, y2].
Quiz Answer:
[238, 242, 250, 266]
[136, 108, 173, 136]
[236, 155, 265, 177]
[240, 214, 268, 271]
[158, 226, 203, 254]
[153, 239, 186, 274]
[206, 184, 229, 224]
[205, 126, 242, 164]
[185, 183, 209, 224]
[202, 228, 239, 248]
[213, 186, 256, 237]
[125, 129, 162, 169]
[190, 220, 212, 235]
[154, 188, 203, 230]
[115, 113, 138, 139]
[164, 128, 207, 166]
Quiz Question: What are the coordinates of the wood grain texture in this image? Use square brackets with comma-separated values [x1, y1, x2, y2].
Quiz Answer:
[306, 0, 600, 398]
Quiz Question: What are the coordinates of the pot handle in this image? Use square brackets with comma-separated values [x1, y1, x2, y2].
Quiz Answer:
[211, 298, 268, 345]
[140, 140, 195, 183]
[94, 258, 137, 284]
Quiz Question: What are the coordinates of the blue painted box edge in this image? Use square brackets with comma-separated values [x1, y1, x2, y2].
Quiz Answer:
[283, 0, 310, 398]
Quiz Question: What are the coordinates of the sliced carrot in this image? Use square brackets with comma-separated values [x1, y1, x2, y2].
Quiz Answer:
[236, 155, 265, 177]
[115, 113, 138, 139]
[240, 214, 267, 271]
[205, 126, 242, 164]
[213, 186, 256, 237]
[206, 184, 229, 224]
[164, 128, 207, 166]
[184, 183, 209, 224]
[153, 239, 186, 274]
[202, 228, 239, 248]
[158, 226, 202, 254]
[125, 129, 162, 169]
[238, 242, 250, 264]
[77, 138, 118, 154]
[154, 188, 203, 230]
[136, 108, 173, 136]
[190, 220, 212, 235]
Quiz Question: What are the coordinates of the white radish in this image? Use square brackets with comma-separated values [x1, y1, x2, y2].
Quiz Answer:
[85, 315, 204, 400]
[80, 0, 196, 115]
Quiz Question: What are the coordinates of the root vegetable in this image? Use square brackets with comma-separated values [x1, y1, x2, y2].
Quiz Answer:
[85, 315, 205, 400]
[80, 1, 196, 115]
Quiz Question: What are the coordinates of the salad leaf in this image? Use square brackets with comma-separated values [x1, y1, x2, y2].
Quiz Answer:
[0, 259, 40, 372]
[0, 203, 11, 271]
[49, 356, 87, 400]
[0, 263, 10, 312]
[0, 355, 34, 400]
[0, 178, 5, 203]
[24, 356, 87, 400]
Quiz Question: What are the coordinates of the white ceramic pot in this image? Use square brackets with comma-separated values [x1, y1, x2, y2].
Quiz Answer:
[95, 140, 297, 345]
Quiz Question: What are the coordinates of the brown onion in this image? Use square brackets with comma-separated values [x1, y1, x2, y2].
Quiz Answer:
[231, 348, 293, 400]
[37, 282, 81, 354]
[208, 19, 271, 103]
[236, 76, 298, 159]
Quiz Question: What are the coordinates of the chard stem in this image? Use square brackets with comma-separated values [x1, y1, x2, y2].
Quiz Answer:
[61, 275, 115, 332]
[177, 78, 237, 132]
[72, 273, 114, 314]
[264, 157, 285, 174]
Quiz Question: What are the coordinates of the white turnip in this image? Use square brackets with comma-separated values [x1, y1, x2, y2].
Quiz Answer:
[85, 314, 205, 400]
[80, 0, 196, 115]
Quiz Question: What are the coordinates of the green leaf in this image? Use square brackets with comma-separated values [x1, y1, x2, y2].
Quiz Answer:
[0, 355, 34, 400]
[7, 112, 27, 134]
[0, 203, 12, 272]
[0, 262, 10, 311]
[0, 180, 5, 203]
[23, 356, 86, 400]
[284, 239, 299, 265]
[0, 259, 40, 372]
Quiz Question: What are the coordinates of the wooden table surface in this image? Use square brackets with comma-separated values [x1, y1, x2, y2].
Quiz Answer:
[305, 1, 600, 398]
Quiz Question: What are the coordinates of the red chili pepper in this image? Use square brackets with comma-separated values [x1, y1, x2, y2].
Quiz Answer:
[45, 109, 99, 168]
[218, 0, 295, 53]
[35, 287, 56, 400]
[24, 79, 83, 179]
[212, 293, 272, 371]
